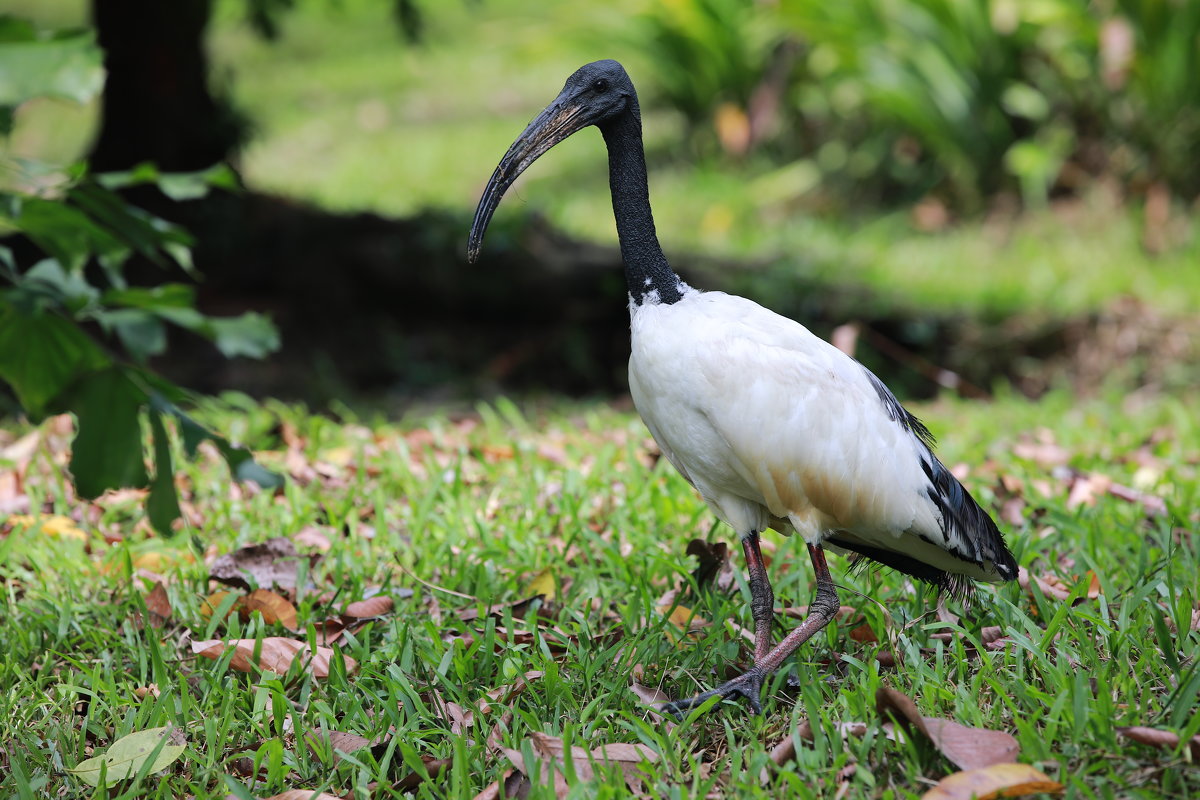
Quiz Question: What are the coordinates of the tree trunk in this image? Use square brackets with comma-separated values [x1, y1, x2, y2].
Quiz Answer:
[89, 0, 244, 171]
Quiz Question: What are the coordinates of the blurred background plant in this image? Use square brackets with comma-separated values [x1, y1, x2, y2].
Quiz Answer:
[0, 12, 282, 531]
[1, 0, 1197, 409]
[637, 0, 1200, 213]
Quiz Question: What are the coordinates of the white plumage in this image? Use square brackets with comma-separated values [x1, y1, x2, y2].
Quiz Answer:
[468, 59, 1016, 716]
[629, 287, 1005, 584]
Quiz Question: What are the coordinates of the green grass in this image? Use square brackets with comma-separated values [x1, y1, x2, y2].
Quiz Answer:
[2, 385, 1198, 798]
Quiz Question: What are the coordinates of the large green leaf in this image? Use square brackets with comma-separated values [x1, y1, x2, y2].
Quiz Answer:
[97, 162, 240, 200]
[146, 409, 181, 535]
[0, 301, 109, 419]
[93, 308, 169, 362]
[68, 726, 186, 788]
[149, 392, 285, 490]
[1, 195, 129, 273]
[0, 23, 104, 107]
[22, 259, 99, 312]
[66, 366, 149, 499]
[208, 313, 281, 359]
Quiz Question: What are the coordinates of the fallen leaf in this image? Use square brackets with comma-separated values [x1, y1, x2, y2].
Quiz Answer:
[343, 595, 394, 619]
[241, 589, 299, 630]
[191, 638, 355, 678]
[877, 687, 1019, 770]
[686, 539, 735, 591]
[514, 731, 658, 795]
[521, 567, 557, 602]
[480, 670, 544, 715]
[200, 590, 237, 620]
[1117, 726, 1200, 760]
[921, 763, 1063, 800]
[144, 582, 171, 624]
[629, 681, 676, 729]
[68, 726, 186, 787]
[209, 537, 312, 592]
[133, 684, 160, 700]
[388, 756, 453, 793]
[10, 514, 88, 541]
[305, 729, 372, 764]
[472, 768, 531, 800]
[1012, 441, 1070, 467]
[293, 525, 333, 552]
[260, 792, 344, 800]
[849, 622, 879, 644]
[1017, 567, 1072, 602]
[659, 604, 711, 637]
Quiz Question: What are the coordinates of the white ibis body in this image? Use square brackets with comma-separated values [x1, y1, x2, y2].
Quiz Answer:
[468, 60, 1017, 716]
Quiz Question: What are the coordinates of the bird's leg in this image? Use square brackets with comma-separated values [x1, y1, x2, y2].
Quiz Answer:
[662, 543, 839, 718]
[743, 531, 774, 663]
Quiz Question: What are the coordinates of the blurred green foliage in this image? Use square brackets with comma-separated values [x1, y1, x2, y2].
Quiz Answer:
[0, 15, 282, 532]
[638, 0, 1200, 208]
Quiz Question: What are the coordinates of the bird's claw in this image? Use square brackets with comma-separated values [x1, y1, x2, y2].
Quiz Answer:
[659, 667, 766, 720]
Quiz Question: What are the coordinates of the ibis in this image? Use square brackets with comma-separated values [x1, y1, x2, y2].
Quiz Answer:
[468, 60, 1017, 717]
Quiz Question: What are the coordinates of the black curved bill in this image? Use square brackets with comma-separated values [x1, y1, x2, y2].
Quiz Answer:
[467, 95, 588, 263]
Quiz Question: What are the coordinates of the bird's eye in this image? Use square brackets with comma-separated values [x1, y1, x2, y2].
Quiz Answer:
[593, 78, 610, 92]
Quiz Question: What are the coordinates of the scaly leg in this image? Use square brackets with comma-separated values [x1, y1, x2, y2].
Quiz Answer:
[662, 542, 839, 718]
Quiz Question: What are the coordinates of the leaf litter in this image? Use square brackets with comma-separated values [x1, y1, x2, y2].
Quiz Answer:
[191, 637, 355, 678]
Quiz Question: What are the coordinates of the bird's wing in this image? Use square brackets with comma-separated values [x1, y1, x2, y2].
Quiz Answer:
[631, 291, 1014, 582]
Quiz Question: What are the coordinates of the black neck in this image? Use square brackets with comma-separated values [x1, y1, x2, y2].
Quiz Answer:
[600, 102, 686, 305]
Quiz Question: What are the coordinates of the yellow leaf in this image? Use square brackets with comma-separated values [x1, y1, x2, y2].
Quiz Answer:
[521, 567, 556, 601]
[11, 514, 87, 540]
[321, 446, 355, 466]
[922, 763, 1063, 800]
[658, 604, 711, 644]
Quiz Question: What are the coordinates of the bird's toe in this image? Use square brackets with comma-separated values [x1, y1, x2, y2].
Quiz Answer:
[659, 667, 766, 720]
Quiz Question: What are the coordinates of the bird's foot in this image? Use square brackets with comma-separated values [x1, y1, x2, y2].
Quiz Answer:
[660, 667, 766, 719]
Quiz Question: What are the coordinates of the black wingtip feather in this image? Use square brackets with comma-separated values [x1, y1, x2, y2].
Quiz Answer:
[858, 363, 1019, 588]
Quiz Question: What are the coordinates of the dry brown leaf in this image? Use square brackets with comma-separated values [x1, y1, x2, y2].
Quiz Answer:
[1117, 726, 1200, 760]
[306, 729, 372, 764]
[133, 684, 160, 700]
[387, 756, 453, 794]
[630, 681, 670, 707]
[313, 618, 347, 646]
[241, 589, 299, 630]
[877, 688, 1019, 770]
[1017, 567, 1072, 602]
[629, 681, 676, 729]
[260, 792, 344, 800]
[200, 590, 237, 620]
[921, 763, 1063, 800]
[441, 701, 473, 735]
[686, 539, 735, 591]
[849, 622, 879, 644]
[480, 670, 544, 715]
[343, 595, 394, 619]
[191, 637, 355, 678]
[518, 731, 658, 795]
[293, 525, 333, 552]
[472, 768, 531, 800]
[144, 582, 171, 624]
[1012, 441, 1070, 467]
[209, 537, 313, 592]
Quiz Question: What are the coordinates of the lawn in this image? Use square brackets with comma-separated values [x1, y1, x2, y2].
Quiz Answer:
[2, 384, 1197, 798]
